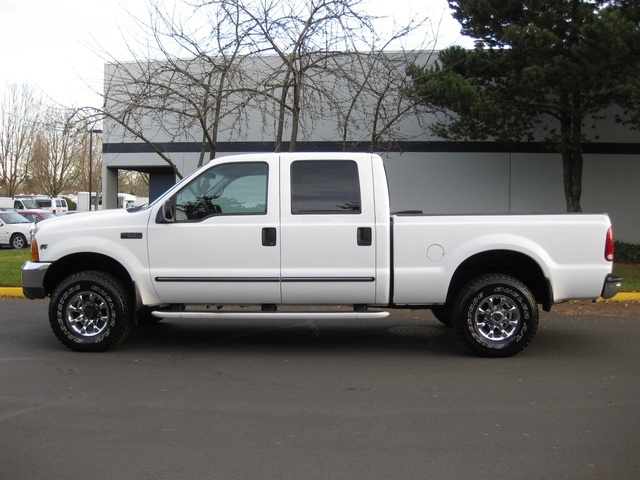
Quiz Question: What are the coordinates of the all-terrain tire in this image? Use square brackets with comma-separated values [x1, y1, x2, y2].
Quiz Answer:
[49, 271, 133, 352]
[451, 274, 539, 357]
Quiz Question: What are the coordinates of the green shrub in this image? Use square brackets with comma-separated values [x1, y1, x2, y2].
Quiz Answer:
[615, 242, 640, 263]
[64, 196, 77, 210]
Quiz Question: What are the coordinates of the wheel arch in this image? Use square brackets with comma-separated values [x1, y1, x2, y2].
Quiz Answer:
[446, 250, 553, 311]
[44, 253, 134, 299]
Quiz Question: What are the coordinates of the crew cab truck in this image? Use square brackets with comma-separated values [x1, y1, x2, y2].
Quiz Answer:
[21, 153, 622, 357]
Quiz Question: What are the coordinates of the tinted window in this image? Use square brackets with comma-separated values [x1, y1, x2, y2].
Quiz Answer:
[291, 160, 361, 214]
[173, 162, 268, 221]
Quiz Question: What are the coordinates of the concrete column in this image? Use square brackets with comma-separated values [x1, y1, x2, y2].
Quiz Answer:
[102, 167, 119, 210]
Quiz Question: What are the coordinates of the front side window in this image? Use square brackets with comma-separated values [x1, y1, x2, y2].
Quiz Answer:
[291, 160, 361, 214]
[173, 162, 268, 222]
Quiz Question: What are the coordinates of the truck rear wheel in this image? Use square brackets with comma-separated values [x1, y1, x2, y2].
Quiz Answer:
[49, 271, 133, 352]
[451, 274, 538, 357]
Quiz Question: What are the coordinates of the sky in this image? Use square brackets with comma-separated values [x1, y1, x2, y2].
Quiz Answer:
[0, 0, 471, 109]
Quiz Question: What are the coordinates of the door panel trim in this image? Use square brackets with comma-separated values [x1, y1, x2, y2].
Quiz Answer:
[282, 277, 375, 282]
[155, 277, 279, 283]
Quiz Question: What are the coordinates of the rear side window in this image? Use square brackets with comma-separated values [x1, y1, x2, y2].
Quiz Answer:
[291, 160, 361, 214]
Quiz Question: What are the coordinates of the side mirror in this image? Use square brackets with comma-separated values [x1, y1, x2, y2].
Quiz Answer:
[156, 200, 175, 223]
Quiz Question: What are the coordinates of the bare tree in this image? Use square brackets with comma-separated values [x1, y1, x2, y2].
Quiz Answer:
[118, 170, 149, 197]
[231, 0, 385, 152]
[29, 108, 88, 197]
[0, 83, 41, 196]
[102, 0, 259, 178]
[99, 0, 440, 177]
[334, 49, 439, 153]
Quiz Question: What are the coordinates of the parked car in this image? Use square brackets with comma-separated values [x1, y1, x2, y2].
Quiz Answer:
[0, 211, 33, 249]
[17, 210, 57, 223]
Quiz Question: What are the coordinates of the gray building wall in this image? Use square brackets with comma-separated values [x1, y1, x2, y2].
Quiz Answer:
[382, 152, 640, 243]
[102, 55, 640, 243]
[102, 147, 640, 242]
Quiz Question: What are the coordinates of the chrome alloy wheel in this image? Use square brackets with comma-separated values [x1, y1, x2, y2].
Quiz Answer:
[473, 294, 520, 342]
[66, 291, 110, 337]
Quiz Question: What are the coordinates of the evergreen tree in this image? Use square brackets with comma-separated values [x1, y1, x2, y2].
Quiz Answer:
[409, 0, 640, 212]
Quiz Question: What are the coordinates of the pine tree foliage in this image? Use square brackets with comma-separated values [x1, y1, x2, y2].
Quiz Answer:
[409, 0, 640, 212]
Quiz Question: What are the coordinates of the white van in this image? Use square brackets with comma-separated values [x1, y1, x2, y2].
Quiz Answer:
[34, 197, 69, 215]
[0, 196, 40, 210]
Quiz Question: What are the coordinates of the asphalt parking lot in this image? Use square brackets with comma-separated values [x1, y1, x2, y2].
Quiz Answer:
[1, 297, 639, 480]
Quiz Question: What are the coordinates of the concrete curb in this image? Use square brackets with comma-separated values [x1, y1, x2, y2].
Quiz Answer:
[1, 287, 639, 302]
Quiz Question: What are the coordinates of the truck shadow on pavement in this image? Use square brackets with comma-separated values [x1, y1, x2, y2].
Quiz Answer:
[120, 304, 631, 359]
[123, 316, 467, 357]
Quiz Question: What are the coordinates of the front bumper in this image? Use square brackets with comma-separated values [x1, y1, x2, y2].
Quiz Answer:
[21, 261, 52, 299]
[601, 274, 622, 299]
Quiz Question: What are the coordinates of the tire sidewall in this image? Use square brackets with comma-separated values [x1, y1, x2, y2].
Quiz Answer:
[49, 272, 131, 352]
[453, 275, 538, 357]
[11, 234, 26, 249]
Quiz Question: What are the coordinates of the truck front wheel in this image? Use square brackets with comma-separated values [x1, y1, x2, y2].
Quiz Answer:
[451, 274, 538, 357]
[49, 271, 133, 352]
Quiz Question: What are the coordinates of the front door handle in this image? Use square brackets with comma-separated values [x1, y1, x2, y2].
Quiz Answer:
[262, 227, 277, 246]
[357, 227, 372, 246]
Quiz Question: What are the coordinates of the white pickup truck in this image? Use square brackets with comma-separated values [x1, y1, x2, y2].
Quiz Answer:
[22, 153, 621, 356]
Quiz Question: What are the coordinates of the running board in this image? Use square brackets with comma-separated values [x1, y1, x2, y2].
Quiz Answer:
[151, 310, 390, 321]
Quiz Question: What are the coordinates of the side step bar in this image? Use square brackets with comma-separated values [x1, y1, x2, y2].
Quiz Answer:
[151, 310, 390, 321]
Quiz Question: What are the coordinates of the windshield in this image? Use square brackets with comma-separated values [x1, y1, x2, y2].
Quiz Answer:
[0, 212, 31, 224]
[20, 199, 38, 209]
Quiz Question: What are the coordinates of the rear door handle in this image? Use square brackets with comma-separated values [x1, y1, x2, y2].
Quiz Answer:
[262, 227, 277, 246]
[357, 227, 372, 246]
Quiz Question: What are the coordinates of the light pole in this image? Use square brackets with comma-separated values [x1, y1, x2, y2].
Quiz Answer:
[89, 129, 102, 211]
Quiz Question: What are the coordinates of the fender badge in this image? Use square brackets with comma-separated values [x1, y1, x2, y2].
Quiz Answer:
[120, 232, 143, 239]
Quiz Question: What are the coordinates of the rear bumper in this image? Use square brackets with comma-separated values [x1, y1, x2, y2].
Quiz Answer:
[21, 261, 51, 299]
[601, 274, 622, 299]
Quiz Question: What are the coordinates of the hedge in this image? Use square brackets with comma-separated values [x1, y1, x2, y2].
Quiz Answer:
[615, 242, 640, 263]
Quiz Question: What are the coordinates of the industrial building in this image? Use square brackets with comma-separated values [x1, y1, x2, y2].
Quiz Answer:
[102, 53, 640, 242]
